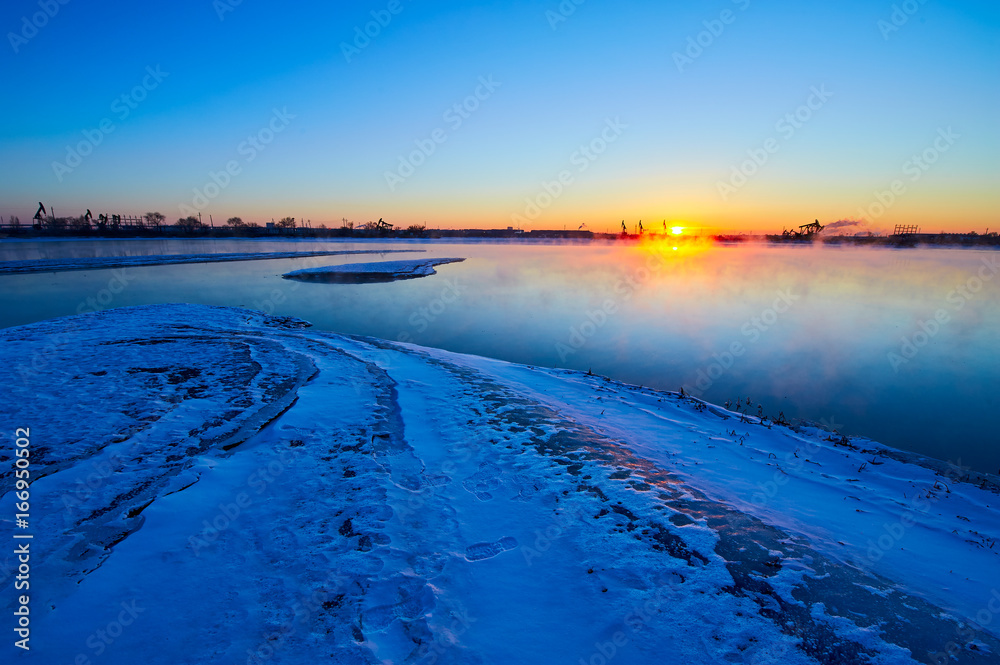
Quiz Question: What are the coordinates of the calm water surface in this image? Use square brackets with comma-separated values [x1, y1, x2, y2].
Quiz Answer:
[1, 237, 997, 474]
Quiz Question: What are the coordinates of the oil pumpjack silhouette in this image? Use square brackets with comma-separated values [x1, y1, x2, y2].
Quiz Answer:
[32, 202, 47, 229]
[781, 220, 825, 239]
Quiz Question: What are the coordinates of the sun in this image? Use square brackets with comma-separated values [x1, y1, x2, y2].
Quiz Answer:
[670, 226, 685, 236]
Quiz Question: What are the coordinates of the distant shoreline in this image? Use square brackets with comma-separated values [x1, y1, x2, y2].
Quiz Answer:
[1, 227, 998, 249]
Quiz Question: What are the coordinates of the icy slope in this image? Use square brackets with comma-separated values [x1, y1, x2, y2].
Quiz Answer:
[0, 304, 997, 665]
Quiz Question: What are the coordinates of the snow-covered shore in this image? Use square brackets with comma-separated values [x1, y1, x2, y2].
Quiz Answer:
[1, 304, 997, 664]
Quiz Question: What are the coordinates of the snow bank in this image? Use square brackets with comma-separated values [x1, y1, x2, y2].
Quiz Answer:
[0, 304, 997, 665]
[282, 257, 465, 283]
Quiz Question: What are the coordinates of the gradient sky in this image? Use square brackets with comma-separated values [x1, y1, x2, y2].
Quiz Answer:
[1, 0, 998, 232]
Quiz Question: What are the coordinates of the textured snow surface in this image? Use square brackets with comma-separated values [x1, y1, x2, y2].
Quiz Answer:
[0, 249, 423, 274]
[1, 304, 998, 665]
[282, 258, 466, 282]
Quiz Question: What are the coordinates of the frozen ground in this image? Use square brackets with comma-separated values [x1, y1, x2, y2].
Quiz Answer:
[0, 249, 423, 274]
[0, 304, 998, 664]
[282, 258, 466, 283]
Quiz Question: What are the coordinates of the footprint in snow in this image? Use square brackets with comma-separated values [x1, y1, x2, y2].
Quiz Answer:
[360, 604, 397, 632]
[422, 473, 451, 488]
[511, 473, 546, 501]
[465, 536, 518, 562]
[462, 461, 503, 500]
[409, 552, 449, 578]
[359, 579, 434, 632]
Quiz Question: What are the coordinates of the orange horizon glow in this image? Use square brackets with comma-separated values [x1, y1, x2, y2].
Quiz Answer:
[9, 200, 993, 237]
[266, 208, 998, 236]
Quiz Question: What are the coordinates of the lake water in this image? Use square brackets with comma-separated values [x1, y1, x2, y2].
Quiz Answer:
[1, 237, 997, 474]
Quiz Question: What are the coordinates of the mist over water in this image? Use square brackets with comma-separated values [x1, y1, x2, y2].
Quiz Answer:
[1, 237, 997, 473]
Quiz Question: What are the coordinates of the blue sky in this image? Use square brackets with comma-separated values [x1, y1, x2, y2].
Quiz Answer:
[1, 0, 997, 231]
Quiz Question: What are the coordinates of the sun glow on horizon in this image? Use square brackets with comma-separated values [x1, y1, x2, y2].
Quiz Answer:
[633, 233, 715, 262]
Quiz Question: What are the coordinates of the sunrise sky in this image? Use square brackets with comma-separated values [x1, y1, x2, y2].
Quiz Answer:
[1, 0, 997, 232]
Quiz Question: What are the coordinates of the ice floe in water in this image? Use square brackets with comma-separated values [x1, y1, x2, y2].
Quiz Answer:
[282, 257, 465, 283]
[0, 303, 998, 665]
